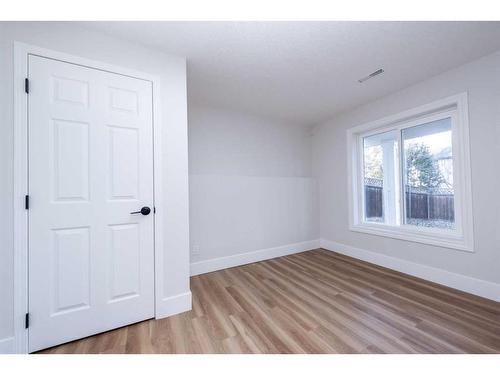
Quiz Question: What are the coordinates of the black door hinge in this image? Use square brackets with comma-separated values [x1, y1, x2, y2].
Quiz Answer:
[25, 78, 29, 94]
[25, 313, 29, 329]
[25, 195, 29, 210]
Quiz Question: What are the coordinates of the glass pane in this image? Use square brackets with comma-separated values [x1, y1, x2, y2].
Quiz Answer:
[363, 130, 399, 225]
[402, 117, 455, 230]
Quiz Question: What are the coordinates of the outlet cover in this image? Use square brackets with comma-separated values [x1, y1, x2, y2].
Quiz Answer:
[191, 244, 200, 255]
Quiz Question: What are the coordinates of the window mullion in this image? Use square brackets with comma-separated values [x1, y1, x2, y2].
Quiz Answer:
[358, 135, 365, 224]
[397, 128, 405, 227]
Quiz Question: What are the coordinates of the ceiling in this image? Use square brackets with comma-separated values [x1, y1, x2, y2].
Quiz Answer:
[78, 21, 500, 125]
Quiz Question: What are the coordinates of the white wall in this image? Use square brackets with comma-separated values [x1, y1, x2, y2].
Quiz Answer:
[0, 22, 190, 352]
[313, 50, 500, 289]
[188, 105, 319, 273]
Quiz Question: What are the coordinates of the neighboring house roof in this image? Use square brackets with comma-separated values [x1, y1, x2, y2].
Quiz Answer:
[434, 146, 452, 160]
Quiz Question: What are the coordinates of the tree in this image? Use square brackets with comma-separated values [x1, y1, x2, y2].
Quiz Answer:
[405, 143, 445, 189]
[364, 145, 383, 180]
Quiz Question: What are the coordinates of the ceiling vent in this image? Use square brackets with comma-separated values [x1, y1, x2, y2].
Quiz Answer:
[358, 68, 384, 83]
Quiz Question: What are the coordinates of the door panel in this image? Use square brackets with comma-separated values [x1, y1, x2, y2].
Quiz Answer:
[51, 227, 90, 315]
[108, 223, 141, 303]
[29, 55, 155, 352]
[53, 119, 90, 201]
[108, 126, 139, 199]
[52, 75, 89, 107]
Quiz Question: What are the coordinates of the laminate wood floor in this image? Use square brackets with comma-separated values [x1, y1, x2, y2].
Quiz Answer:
[39, 249, 500, 354]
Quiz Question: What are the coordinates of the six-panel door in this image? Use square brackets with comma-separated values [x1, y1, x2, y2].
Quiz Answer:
[28, 55, 155, 352]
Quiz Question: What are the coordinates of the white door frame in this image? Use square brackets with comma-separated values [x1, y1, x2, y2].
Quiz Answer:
[13, 42, 164, 354]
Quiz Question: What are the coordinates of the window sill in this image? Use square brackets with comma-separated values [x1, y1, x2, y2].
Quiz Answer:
[349, 223, 473, 252]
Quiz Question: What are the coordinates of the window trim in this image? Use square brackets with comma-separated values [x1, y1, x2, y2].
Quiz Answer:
[347, 93, 474, 252]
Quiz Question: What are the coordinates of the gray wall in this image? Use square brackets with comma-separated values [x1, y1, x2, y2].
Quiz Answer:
[188, 105, 318, 263]
[312, 49, 500, 284]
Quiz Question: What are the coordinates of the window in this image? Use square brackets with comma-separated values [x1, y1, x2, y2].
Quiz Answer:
[348, 94, 473, 251]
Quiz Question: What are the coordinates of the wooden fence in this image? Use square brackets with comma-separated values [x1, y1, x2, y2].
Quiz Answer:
[365, 185, 384, 218]
[364, 183, 454, 221]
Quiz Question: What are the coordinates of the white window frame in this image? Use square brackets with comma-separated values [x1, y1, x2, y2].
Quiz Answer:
[347, 93, 474, 252]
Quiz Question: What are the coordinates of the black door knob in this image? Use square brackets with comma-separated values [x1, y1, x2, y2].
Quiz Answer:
[130, 206, 151, 215]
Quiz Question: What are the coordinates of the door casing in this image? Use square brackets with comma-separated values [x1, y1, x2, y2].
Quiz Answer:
[13, 42, 164, 354]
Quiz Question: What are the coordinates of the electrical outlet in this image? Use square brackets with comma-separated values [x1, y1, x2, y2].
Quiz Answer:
[191, 244, 200, 256]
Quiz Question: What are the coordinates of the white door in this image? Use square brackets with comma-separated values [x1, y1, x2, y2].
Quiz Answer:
[28, 55, 155, 352]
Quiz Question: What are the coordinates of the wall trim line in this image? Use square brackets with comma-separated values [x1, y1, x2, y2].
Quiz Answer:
[190, 239, 320, 276]
[155, 291, 192, 319]
[320, 238, 500, 302]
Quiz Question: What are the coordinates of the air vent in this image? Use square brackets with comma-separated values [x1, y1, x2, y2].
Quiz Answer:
[358, 69, 384, 83]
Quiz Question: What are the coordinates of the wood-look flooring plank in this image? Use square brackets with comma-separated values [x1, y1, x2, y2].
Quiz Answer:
[38, 249, 500, 354]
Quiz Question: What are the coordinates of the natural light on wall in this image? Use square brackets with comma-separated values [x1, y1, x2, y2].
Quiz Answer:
[348, 94, 473, 251]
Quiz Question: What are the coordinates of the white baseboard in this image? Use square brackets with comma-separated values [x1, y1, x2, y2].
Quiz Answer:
[0, 336, 15, 354]
[320, 239, 500, 302]
[190, 239, 320, 276]
[155, 291, 192, 319]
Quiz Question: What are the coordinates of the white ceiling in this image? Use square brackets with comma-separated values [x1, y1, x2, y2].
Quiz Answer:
[78, 21, 500, 125]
